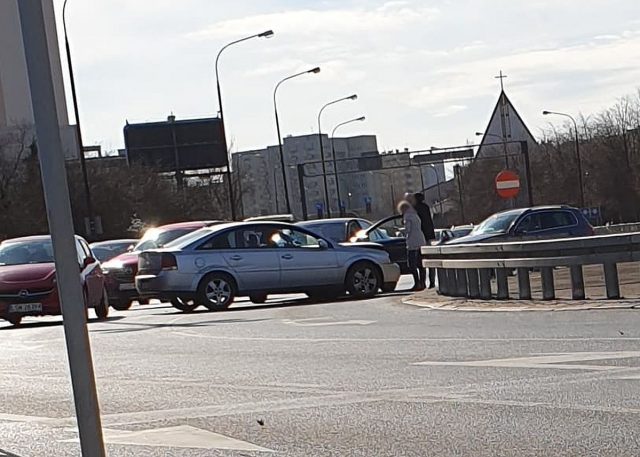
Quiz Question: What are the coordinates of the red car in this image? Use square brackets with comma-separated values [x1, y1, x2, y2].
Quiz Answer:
[0, 235, 108, 327]
[101, 221, 222, 310]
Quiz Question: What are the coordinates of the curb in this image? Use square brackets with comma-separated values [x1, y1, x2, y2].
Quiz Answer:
[402, 295, 640, 312]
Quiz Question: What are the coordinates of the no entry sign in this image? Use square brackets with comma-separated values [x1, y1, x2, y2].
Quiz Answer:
[495, 170, 520, 199]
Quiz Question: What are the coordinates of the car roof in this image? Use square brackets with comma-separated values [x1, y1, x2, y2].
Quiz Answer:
[150, 220, 223, 231]
[90, 239, 138, 247]
[2, 234, 84, 244]
[298, 218, 357, 225]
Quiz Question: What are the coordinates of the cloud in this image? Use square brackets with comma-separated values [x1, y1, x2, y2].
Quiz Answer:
[433, 105, 468, 117]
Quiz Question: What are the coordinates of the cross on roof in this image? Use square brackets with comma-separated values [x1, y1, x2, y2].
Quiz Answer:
[495, 70, 507, 92]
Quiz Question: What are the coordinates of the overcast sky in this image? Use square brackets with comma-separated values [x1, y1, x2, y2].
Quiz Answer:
[52, 0, 640, 154]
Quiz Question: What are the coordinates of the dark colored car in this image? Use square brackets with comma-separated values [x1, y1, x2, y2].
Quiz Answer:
[347, 215, 410, 274]
[90, 239, 138, 263]
[102, 221, 223, 310]
[447, 206, 594, 245]
[0, 235, 108, 327]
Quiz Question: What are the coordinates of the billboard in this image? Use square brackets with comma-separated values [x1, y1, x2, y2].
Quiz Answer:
[124, 117, 227, 172]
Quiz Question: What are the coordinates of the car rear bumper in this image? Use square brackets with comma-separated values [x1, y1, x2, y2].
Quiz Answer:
[381, 263, 401, 283]
[135, 273, 192, 300]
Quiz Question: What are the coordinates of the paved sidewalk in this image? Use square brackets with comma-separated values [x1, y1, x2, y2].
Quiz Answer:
[405, 263, 640, 312]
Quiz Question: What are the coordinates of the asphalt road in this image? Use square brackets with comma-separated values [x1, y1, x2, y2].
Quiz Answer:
[2, 275, 640, 456]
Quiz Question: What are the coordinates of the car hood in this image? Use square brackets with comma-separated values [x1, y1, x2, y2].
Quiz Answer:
[339, 242, 387, 251]
[104, 251, 139, 267]
[0, 263, 56, 284]
[445, 232, 504, 245]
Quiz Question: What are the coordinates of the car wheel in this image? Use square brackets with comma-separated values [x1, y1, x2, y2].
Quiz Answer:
[7, 315, 22, 327]
[381, 282, 397, 293]
[94, 288, 110, 320]
[111, 299, 132, 311]
[305, 288, 342, 301]
[137, 298, 150, 305]
[346, 261, 381, 299]
[170, 297, 199, 313]
[198, 273, 236, 311]
[249, 293, 268, 304]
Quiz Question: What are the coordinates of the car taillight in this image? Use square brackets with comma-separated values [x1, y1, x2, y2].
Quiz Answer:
[161, 253, 178, 270]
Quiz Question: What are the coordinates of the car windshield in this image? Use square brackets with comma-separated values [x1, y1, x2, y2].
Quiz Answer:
[0, 239, 55, 266]
[474, 210, 524, 235]
[300, 222, 346, 243]
[134, 227, 196, 251]
[91, 243, 134, 262]
[165, 227, 217, 249]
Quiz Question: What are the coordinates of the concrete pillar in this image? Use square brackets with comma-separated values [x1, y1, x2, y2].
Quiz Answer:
[496, 268, 509, 299]
[570, 265, 585, 300]
[541, 267, 555, 300]
[467, 269, 480, 299]
[456, 269, 468, 297]
[517, 268, 531, 300]
[603, 263, 620, 299]
[479, 269, 492, 299]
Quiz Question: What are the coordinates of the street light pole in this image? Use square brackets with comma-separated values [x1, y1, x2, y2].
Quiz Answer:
[215, 30, 273, 220]
[542, 110, 586, 208]
[273, 67, 321, 215]
[62, 0, 94, 237]
[331, 116, 365, 216]
[317, 94, 357, 217]
[475, 131, 509, 168]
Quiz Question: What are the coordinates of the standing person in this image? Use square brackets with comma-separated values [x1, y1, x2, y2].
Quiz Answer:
[398, 200, 427, 291]
[408, 192, 436, 288]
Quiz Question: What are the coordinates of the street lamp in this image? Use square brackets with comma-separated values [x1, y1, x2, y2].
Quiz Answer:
[475, 131, 509, 167]
[317, 94, 357, 217]
[62, 0, 94, 237]
[419, 164, 443, 216]
[215, 29, 273, 220]
[330, 116, 366, 216]
[273, 66, 321, 214]
[542, 110, 586, 208]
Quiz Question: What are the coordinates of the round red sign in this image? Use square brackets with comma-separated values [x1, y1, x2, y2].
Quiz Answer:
[495, 170, 520, 199]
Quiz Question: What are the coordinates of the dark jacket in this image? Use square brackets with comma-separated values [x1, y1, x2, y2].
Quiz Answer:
[415, 201, 436, 241]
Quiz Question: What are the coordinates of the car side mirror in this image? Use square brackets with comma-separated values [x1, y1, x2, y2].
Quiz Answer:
[318, 239, 329, 250]
[83, 257, 96, 268]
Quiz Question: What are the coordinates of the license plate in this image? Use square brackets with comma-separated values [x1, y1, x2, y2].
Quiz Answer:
[119, 283, 136, 291]
[9, 303, 42, 313]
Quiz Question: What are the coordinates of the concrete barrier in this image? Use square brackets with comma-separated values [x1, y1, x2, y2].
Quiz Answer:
[421, 233, 640, 300]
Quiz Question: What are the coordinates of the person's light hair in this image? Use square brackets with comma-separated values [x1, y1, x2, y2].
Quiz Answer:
[397, 200, 412, 214]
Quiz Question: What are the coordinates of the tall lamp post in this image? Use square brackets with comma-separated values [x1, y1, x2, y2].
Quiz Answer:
[331, 116, 366, 216]
[475, 131, 509, 168]
[317, 94, 357, 217]
[62, 0, 94, 236]
[215, 30, 273, 220]
[542, 110, 586, 208]
[273, 67, 321, 214]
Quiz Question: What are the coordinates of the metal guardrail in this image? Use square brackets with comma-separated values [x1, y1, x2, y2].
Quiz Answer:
[421, 233, 640, 300]
[594, 223, 640, 235]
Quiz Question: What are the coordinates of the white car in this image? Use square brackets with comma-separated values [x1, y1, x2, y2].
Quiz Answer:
[135, 222, 401, 312]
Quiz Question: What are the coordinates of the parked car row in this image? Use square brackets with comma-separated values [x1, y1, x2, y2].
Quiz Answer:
[0, 205, 594, 326]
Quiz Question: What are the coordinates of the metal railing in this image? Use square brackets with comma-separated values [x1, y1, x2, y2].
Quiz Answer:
[421, 233, 640, 300]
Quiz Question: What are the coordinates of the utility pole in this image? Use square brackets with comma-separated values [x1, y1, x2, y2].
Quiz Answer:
[18, 2, 105, 455]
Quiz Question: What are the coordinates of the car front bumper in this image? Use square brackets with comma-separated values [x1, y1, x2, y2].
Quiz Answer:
[381, 262, 401, 284]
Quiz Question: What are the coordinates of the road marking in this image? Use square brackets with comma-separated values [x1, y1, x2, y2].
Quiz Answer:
[61, 425, 273, 452]
[281, 317, 375, 327]
[414, 351, 640, 371]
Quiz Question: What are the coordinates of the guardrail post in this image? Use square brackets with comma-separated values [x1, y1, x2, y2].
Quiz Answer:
[570, 265, 586, 300]
[496, 268, 509, 299]
[446, 269, 458, 296]
[456, 269, 468, 297]
[603, 263, 620, 299]
[479, 269, 492, 299]
[467, 269, 480, 298]
[517, 268, 531, 300]
[436, 268, 447, 295]
[541, 267, 555, 300]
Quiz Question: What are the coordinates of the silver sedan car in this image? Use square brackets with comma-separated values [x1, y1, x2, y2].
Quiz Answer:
[135, 222, 401, 312]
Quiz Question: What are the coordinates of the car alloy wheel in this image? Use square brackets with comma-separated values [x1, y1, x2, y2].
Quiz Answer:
[346, 261, 380, 299]
[198, 273, 236, 311]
